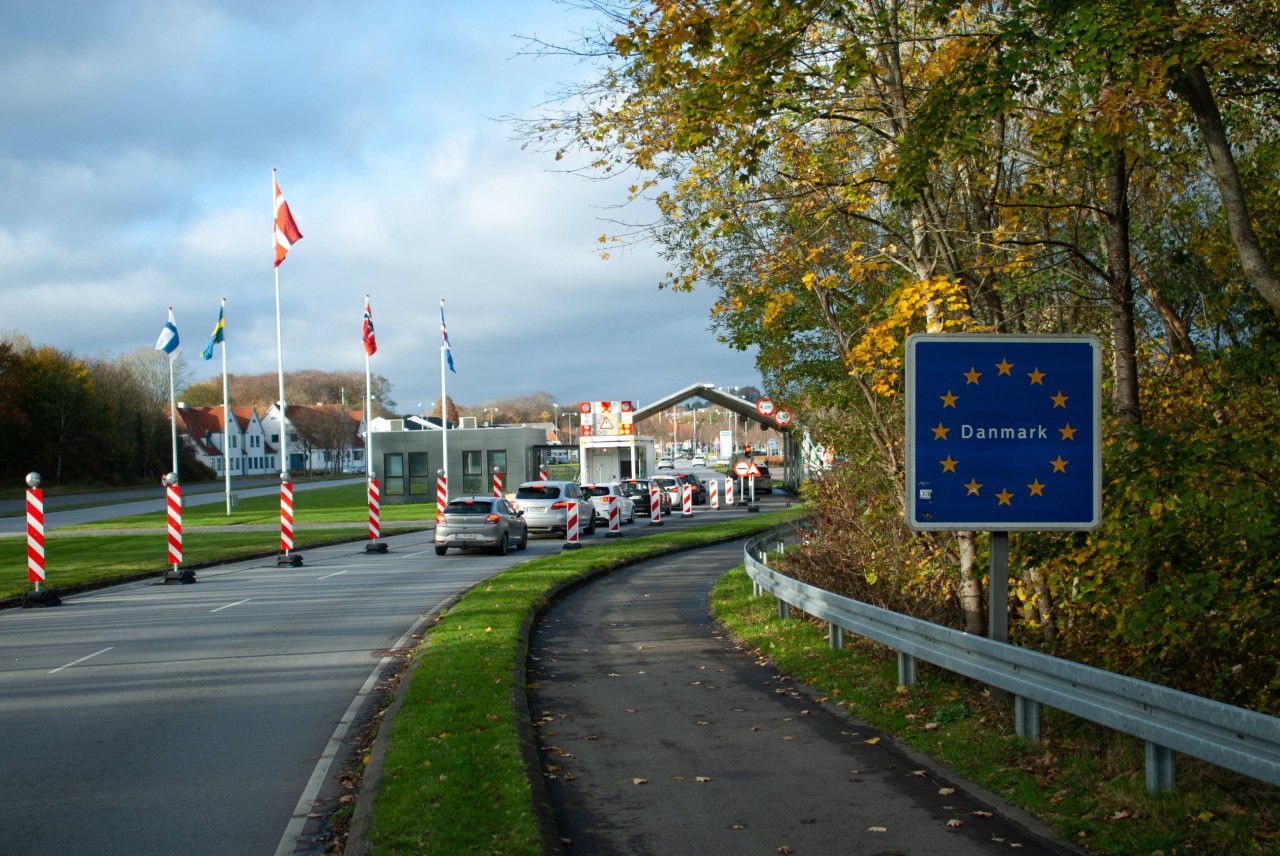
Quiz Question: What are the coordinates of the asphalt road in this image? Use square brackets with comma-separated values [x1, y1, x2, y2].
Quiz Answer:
[529, 541, 1081, 855]
[0, 481, 774, 856]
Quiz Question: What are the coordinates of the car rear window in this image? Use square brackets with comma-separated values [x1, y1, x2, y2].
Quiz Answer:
[581, 486, 611, 498]
[445, 499, 494, 514]
[516, 485, 561, 499]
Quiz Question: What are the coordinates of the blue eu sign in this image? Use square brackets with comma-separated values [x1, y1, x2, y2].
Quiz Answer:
[906, 334, 1102, 531]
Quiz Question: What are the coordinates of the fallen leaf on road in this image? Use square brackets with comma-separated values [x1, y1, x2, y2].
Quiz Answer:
[939, 787, 956, 795]
[632, 778, 648, 785]
[695, 776, 712, 782]
[864, 737, 881, 745]
[947, 819, 964, 829]
[912, 770, 928, 777]
[973, 810, 993, 818]
[868, 826, 887, 833]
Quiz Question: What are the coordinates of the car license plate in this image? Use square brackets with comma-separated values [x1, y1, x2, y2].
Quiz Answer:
[457, 533, 478, 540]
[526, 505, 546, 513]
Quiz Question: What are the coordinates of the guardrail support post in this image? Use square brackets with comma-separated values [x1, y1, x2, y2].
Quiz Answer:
[1014, 695, 1040, 741]
[897, 651, 917, 686]
[776, 597, 789, 620]
[1145, 743, 1176, 793]
[828, 623, 843, 650]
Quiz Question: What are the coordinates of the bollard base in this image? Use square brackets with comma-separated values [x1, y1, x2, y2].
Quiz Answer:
[648, 519, 664, 526]
[20, 589, 61, 608]
[747, 503, 761, 513]
[682, 512, 693, 518]
[277, 553, 304, 567]
[562, 541, 582, 551]
[364, 541, 389, 554]
[162, 568, 197, 584]
[605, 530, 622, 538]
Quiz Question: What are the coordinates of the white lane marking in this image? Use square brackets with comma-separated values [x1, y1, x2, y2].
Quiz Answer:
[49, 647, 114, 674]
[273, 598, 449, 856]
[317, 570, 349, 580]
[211, 598, 252, 613]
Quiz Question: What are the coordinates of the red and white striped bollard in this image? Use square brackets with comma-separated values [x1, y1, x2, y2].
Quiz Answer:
[606, 494, 621, 538]
[648, 484, 663, 526]
[539, 467, 549, 481]
[709, 478, 719, 509]
[563, 499, 581, 549]
[167, 483, 183, 569]
[725, 477, 734, 507]
[493, 470, 503, 498]
[368, 478, 381, 540]
[436, 470, 448, 519]
[27, 485, 44, 588]
[681, 483, 693, 517]
[280, 480, 294, 554]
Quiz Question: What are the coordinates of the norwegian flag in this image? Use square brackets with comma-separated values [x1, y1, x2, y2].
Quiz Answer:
[273, 170, 303, 267]
[362, 295, 377, 356]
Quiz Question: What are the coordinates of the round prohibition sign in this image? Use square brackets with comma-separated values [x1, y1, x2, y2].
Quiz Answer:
[733, 460, 752, 477]
[756, 397, 775, 417]
[774, 409, 792, 427]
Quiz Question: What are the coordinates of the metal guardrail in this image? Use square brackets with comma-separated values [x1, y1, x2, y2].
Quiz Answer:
[744, 528, 1280, 793]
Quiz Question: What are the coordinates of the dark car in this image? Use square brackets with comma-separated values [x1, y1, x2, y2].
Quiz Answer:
[673, 472, 708, 505]
[620, 478, 671, 516]
[434, 496, 528, 556]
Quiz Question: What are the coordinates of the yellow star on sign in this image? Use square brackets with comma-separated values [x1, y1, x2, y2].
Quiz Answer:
[932, 422, 950, 440]
[1027, 479, 1045, 496]
[996, 488, 1014, 506]
[1051, 390, 1069, 408]
[940, 455, 958, 473]
[965, 478, 982, 496]
[964, 366, 982, 385]
[1059, 423, 1077, 441]
[940, 390, 958, 408]
[1027, 367, 1045, 385]
[1050, 455, 1069, 473]
[996, 358, 1014, 376]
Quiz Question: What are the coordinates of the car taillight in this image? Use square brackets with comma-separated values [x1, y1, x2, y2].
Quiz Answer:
[551, 500, 571, 509]
[435, 513, 445, 524]
[485, 514, 500, 524]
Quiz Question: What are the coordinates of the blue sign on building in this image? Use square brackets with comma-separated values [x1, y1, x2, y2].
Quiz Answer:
[905, 334, 1102, 531]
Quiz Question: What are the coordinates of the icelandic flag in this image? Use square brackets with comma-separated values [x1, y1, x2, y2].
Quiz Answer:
[155, 308, 180, 358]
[440, 298, 456, 373]
[201, 304, 225, 360]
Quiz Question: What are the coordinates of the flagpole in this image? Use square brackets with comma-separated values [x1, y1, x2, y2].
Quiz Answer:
[168, 317, 178, 482]
[364, 297, 373, 479]
[440, 336, 449, 499]
[220, 297, 231, 515]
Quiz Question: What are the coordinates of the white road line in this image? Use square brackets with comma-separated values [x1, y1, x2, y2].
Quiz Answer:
[316, 570, 349, 580]
[210, 598, 251, 613]
[49, 647, 114, 674]
[273, 598, 449, 856]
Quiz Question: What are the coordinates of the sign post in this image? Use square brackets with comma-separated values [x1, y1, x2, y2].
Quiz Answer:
[905, 334, 1102, 645]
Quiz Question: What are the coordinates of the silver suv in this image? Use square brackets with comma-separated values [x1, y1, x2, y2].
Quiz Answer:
[514, 480, 596, 538]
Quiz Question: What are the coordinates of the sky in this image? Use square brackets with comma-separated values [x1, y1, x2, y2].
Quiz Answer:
[0, 0, 761, 414]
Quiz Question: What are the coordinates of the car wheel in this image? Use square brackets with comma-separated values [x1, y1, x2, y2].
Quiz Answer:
[434, 545, 448, 556]
[495, 533, 508, 556]
[584, 513, 596, 535]
[517, 528, 528, 550]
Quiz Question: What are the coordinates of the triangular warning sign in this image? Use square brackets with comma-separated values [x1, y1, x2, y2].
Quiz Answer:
[746, 462, 762, 477]
[598, 416, 615, 431]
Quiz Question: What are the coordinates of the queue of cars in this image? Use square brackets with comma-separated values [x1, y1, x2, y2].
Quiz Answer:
[433, 465, 773, 554]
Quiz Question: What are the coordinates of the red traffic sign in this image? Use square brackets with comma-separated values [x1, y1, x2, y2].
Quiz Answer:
[733, 460, 751, 476]
[756, 397, 775, 417]
[774, 409, 792, 427]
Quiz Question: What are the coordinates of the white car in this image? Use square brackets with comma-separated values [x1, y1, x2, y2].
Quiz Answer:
[657, 457, 674, 469]
[580, 483, 637, 526]
[691, 456, 706, 467]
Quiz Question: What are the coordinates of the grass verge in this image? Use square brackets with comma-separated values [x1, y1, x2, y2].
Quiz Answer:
[710, 566, 1279, 855]
[363, 506, 807, 855]
[63, 483, 434, 530]
[1, 526, 416, 602]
